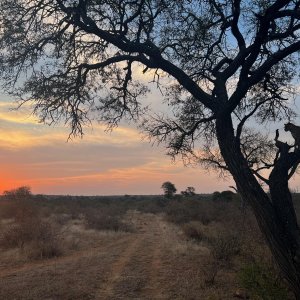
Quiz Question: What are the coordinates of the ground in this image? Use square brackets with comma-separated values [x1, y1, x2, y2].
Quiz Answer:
[0, 195, 296, 299]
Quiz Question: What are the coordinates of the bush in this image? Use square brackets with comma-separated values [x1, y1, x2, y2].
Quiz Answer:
[0, 196, 63, 259]
[212, 190, 236, 202]
[1, 223, 31, 249]
[3, 186, 32, 201]
[239, 262, 289, 300]
[182, 222, 206, 242]
[84, 209, 132, 232]
[0, 217, 62, 259]
[203, 259, 221, 286]
[165, 201, 196, 224]
[181, 187, 196, 197]
[165, 199, 216, 225]
[0, 200, 40, 249]
[130, 197, 167, 214]
[209, 232, 241, 261]
[26, 221, 62, 259]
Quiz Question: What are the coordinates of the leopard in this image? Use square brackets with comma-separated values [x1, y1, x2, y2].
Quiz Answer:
[284, 122, 300, 150]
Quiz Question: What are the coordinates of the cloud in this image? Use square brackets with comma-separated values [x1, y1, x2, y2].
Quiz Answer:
[0, 102, 143, 150]
[0, 125, 143, 150]
[0, 101, 39, 125]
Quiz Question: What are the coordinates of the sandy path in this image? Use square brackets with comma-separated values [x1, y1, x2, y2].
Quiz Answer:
[97, 212, 171, 299]
[98, 237, 143, 298]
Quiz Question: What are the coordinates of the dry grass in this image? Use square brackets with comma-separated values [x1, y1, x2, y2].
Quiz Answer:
[164, 195, 295, 299]
[0, 192, 297, 299]
[84, 207, 133, 232]
[0, 199, 63, 260]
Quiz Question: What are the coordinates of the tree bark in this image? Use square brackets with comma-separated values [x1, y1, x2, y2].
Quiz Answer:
[216, 116, 300, 298]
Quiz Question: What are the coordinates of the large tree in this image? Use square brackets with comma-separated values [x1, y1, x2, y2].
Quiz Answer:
[1, 0, 300, 296]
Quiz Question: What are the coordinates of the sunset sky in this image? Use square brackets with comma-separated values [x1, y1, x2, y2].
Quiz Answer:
[0, 86, 299, 195]
[0, 89, 237, 196]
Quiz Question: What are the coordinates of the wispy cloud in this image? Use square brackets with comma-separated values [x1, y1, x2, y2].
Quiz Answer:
[0, 101, 39, 124]
[0, 100, 143, 150]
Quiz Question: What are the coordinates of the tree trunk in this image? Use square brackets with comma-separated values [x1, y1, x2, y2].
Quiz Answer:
[216, 116, 300, 298]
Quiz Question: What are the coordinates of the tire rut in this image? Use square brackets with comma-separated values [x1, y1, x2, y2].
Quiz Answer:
[97, 235, 143, 299]
[97, 213, 169, 300]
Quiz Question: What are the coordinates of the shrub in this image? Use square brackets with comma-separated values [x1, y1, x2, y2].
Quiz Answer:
[3, 186, 32, 201]
[182, 222, 206, 242]
[165, 201, 198, 224]
[84, 209, 132, 232]
[0, 196, 63, 259]
[239, 262, 289, 300]
[212, 191, 221, 201]
[209, 232, 241, 261]
[212, 190, 236, 202]
[1, 223, 30, 249]
[165, 199, 216, 225]
[0, 217, 62, 259]
[26, 221, 62, 259]
[203, 259, 221, 286]
[0, 198, 37, 222]
[0, 200, 41, 249]
[181, 187, 196, 197]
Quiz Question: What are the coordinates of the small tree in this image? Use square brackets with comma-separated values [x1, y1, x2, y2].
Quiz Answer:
[2, 186, 34, 222]
[161, 182, 177, 198]
[3, 186, 32, 201]
[181, 186, 196, 197]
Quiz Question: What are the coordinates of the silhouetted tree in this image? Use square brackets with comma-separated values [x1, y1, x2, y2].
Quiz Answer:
[1, 0, 300, 295]
[3, 186, 32, 201]
[161, 181, 177, 198]
[181, 186, 196, 197]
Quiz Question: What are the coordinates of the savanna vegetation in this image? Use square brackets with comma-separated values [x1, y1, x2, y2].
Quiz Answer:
[0, 186, 299, 299]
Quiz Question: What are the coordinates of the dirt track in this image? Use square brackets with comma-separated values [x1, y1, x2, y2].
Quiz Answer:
[98, 212, 169, 299]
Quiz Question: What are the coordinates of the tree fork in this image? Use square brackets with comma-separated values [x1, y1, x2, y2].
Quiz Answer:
[216, 116, 300, 298]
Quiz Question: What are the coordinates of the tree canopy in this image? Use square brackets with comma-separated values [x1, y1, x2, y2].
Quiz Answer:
[181, 186, 196, 196]
[161, 181, 177, 198]
[3, 186, 32, 201]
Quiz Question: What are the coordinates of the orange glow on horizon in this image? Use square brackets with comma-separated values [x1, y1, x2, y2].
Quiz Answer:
[0, 100, 299, 195]
[0, 160, 231, 195]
